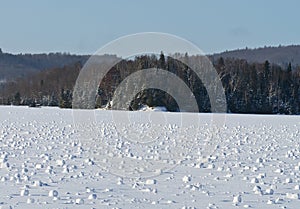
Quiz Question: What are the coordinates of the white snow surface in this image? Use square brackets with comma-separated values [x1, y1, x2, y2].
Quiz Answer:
[0, 106, 300, 208]
[138, 105, 168, 112]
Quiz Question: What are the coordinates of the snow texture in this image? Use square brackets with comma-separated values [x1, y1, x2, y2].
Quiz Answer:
[0, 106, 300, 208]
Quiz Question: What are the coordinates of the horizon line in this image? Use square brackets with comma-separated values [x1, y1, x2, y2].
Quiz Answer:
[1, 44, 300, 56]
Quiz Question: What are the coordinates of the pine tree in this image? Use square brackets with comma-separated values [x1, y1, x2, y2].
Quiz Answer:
[13, 92, 21, 105]
[59, 88, 72, 108]
[287, 62, 292, 73]
[159, 51, 166, 69]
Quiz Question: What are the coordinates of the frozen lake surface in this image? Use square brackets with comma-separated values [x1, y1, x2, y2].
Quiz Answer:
[0, 106, 300, 208]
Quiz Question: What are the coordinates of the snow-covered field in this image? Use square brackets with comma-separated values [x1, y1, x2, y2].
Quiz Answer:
[0, 106, 300, 208]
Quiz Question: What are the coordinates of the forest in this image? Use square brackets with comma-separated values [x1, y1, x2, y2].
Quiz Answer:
[0, 51, 299, 115]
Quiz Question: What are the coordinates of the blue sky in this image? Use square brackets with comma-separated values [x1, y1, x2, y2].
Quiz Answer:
[0, 0, 299, 55]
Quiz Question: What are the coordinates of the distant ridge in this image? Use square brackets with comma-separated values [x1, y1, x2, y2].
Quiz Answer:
[0, 51, 88, 81]
[1, 45, 300, 81]
[211, 45, 300, 68]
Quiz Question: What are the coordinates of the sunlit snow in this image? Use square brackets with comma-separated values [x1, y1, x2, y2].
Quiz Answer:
[0, 106, 300, 208]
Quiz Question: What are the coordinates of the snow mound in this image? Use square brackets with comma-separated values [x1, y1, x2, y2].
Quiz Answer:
[138, 105, 167, 112]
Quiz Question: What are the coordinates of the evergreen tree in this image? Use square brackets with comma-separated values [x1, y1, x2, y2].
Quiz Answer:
[59, 88, 72, 108]
[287, 62, 292, 73]
[13, 92, 21, 105]
[159, 51, 166, 69]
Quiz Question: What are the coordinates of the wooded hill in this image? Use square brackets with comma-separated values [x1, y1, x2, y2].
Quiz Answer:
[0, 51, 299, 115]
[211, 45, 300, 68]
[0, 49, 88, 81]
[1, 45, 300, 82]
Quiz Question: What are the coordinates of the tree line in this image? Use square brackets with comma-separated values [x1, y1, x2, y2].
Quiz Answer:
[0, 53, 299, 114]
